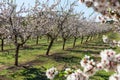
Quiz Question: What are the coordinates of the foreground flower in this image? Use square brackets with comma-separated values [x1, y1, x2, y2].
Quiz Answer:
[64, 68, 73, 77]
[109, 73, 120, 80]
[46, 49, 120, 80]
[67, 69, 89, 80]
[46, 67, 58, 80]
[80, 55, 90, 67]
[96, 63, 104, 70]
[112, 40, 118, 47]
[100, 49, 116, 61]
[81, 55, 96, 76]
[117, 65, 120, 74]
[117, 41, 120, 47]
[102, 35, 108, 43]
[100, 49, 116, 71]
[84, 64, 96, 76]
[114, 54, 120, 63]
[113, 40, 117, 44]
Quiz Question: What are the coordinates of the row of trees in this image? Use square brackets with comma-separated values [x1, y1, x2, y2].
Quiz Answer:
[0, 0, 113, 66]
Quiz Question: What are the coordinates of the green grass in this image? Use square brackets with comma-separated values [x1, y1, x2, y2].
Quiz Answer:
[0, 32, 120, 80]
[107, 32, 120, 40]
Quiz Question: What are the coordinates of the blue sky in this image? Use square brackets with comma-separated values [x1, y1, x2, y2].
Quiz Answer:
[16, 1, 96, 15]
[12, 0, 99, 19]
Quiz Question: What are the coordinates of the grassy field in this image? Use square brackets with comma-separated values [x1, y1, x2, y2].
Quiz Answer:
[0, 32, 120, 80]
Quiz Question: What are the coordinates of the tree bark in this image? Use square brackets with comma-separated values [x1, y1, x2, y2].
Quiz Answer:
[97, 34, 99, 38]
[47, 36, 50, 43]
[81, 36, 84, 44]
[46, 39, 54, 55]
[14, 45, 20, 66]
[73, 37, 77, 48]
[1, 39, 4, 51]
[36, 36, 39, 45]
[62, 38, 66, 50]
[98, 33, 101, 38]
[86, 35, 90, 42]
[90, 35, 93, 41]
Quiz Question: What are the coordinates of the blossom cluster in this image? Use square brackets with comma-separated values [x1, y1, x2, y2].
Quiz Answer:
[46, 67, 58, 80]
[80, 55, 96, 76]
[102, 35, 109, 43]
[46, 49, 120, 80]
[99, 49, 117, 71]
[109, 65, 120, 80]
[79, 0, 120, 23]
[66, 69, 88, 80]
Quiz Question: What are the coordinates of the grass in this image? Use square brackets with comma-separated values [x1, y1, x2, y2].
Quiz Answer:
[0, 32, 120, 80]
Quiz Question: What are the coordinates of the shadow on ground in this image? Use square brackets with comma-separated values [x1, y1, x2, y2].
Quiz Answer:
[48, 53, 81, 64]
[66, 49, 100, 54]
[13, 67, 48, 80]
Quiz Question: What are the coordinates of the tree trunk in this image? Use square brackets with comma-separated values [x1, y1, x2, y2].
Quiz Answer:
[62, 38, 66, 50]
[90, 35, 93, 41]
[81, 36, 84, 44]
[98, 33, 101, 38]
[97, 34, 99, 38]
[46, 39, 54, 55]
[1, 39, 4, 51]
[36, 36, 39, 45]
[73, 37, 77, 48]
[40, 36, 42, 39]
[14, 45, 20, 66]
[86, 35, 90, 42]
[95, 34, 98, 38]
[47, 36, 50, 43]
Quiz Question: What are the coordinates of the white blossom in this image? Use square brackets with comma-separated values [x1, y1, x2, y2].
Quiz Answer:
[84, 64, 96, 76]
[111, 40, 118, 47]
[114, 54, 120, 63]
[81, 56, 96, 76]
[117, 65, 120, 74]
[102, 35, 108, 43]
[100, 49, 116, 61]
[46, 67, 58, 80]
[96, 63, 104, 70]
[93, 2, 99, 7]
[67, 73, 76, 80]
[80, 55, 90, 67]
[109, 73, 120, 80]
[64, 68, 73, 77]
[117, 41, 120, 47]
[65, 68, 72, 74]
[67, 69, 88, 80]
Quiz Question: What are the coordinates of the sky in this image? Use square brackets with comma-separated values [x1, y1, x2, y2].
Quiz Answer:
[1, 0, 100, 20]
